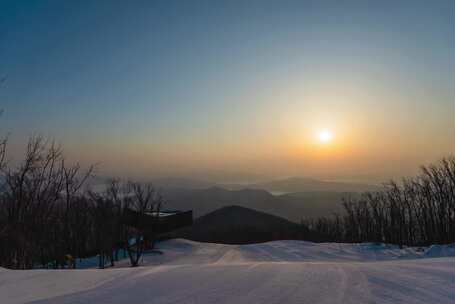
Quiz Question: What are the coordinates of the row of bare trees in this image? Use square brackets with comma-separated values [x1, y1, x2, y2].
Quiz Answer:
[0, 137, 162, 269]
[306, 158, 455, 247]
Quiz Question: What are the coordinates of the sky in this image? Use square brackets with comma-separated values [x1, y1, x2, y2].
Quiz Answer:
[1, 0, 454, 183]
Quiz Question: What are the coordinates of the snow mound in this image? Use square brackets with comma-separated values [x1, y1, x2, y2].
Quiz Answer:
[425, 243, 455, 258]
[3, 239, 455, 304]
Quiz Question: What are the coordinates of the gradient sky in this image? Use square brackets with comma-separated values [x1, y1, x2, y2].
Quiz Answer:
[1, 0, 454, 183]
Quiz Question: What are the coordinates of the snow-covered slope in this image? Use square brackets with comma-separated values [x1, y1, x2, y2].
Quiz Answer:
[2, 239, 455, 303]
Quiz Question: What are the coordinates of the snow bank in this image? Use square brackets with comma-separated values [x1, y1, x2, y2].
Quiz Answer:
[3, 239, 455, 304]
[425, 243, 455, 258]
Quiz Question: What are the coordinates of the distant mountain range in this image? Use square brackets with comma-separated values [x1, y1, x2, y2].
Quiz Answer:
[169, 205, 308, 244]
[90, 176, 380, 222]
[162, 187, 358, 222]
[223, 177, 381, 194]
[151, 177, 214, 190]
[152, 176, 380, 193]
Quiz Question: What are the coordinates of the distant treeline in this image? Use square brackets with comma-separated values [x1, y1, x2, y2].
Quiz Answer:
[0, 137, 162, 269]
[306, 158, 455, 247]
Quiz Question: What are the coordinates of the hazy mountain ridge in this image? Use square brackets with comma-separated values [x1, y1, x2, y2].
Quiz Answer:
[225, 177, 381, 194]
[151, 177, 214, 189]
[85, 176, 373, 222]
[162, 187, 351, 222]
[151, 176, 380, 192]
[157, 177, 377, 222]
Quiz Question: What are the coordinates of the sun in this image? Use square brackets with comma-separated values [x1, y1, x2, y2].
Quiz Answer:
[318, 129, 333, 143]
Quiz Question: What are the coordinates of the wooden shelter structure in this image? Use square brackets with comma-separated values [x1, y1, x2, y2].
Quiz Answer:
[123, 208, 193, 241]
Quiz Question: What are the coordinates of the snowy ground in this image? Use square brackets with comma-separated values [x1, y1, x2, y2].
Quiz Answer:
[2, 239, 455, 304]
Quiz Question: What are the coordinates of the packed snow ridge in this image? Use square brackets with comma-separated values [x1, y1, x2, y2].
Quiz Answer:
[3, 239, 455, 304]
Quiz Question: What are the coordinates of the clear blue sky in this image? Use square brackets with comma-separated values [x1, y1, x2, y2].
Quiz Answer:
[1, 1, 454, 182]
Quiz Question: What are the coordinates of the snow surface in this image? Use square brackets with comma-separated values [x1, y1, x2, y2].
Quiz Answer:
[3, 239, 455, 303]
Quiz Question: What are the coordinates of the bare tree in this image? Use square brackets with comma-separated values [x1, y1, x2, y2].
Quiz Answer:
[125, 182, 161, 267]
[0, 136, 94, 269]
[308, 157, 455, 247]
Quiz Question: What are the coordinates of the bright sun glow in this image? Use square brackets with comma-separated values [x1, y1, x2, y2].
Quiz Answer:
[318, 130, 333, 143]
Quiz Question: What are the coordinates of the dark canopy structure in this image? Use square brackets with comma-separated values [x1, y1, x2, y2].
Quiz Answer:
[123, 208, 193, 239]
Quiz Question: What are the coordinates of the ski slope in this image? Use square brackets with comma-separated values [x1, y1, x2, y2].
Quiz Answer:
[2, 239, 455, 304]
